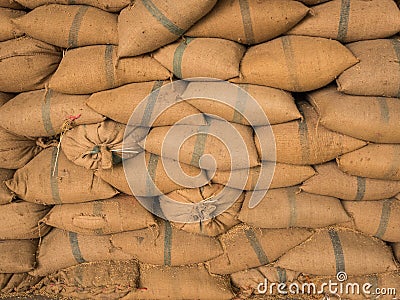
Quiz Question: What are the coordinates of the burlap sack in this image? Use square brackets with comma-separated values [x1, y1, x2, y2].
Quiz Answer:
[208, 225, 313, 274]
[343, 199, 400, 243]
[0, 7, 24, 41]
[276, 228, 398, 276]
[337, 144, 400, 181]
[61, 120, 130, 170]
[0, 273, 41, 294]
[255, 102, 366, 165]
[0, 239, 38, 273]
[160, 184, 244, 236]
[186, 0, 309, 45]
[6, 147, 119, 205]
[0, 126, 43, 169]
[123, 151, 209, 197]
[231, 266, 300, 298]
[308, 85, 400, 143]
[95, 163, 132, 195]
[48, 45, 170, 94]
[142, 119, 260, 170]
[234, 35, 358, 92]
[87, 80, 206, 126]
[0, 37, 61, 93]
[43, 194, 156, 235]
[153, 38, 245, 80]
[240, 187, 349, 229]
[111, 219, 223, 266]
[0, 89, 105, 137]
[185, 82, 301, 126]
[211, 162, 315, 190]
[0, 169, 14, 204]
[118, 0, 217, 57]
[30, 228, 132, 276]
[40, 260, 139, 300]
[337, 39, 400, 97]
[302, 162, 400, 201]
[0, 201, 51, 239]
[14, 0, 129, 12]
[123, 264, 234, 300]
[288, 0, 400, 42]
[13, 4, 118, 48]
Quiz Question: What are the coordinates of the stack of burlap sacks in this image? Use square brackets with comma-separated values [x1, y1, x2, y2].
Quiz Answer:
[0, 0, 400, 299]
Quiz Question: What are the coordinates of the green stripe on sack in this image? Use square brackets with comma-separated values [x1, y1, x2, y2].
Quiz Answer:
[354, 177, 366, 201]
[104, 45, 115, 88]
[276, 267, 287, 283]
[391, 39, 400, 98]
[173, 37, 194, 79]
[142, 0, 185, 36]
[50, 147, 62, 204]
[163, 220, 172, 266]
[68, 232, 86, 264]
[68, 0, 76, 4]
[385, 147, 400, 179]
[369, 275, 379, 300]
[281, 36, 301, 91]
[244, 228, 269, 265]
[297, 105, 310, 163]
[287, 188, 297, 227]
[238, 0, 255, 44]
[337, 0, 351, 42]
[232, 84, 248, 124]
[42, 89, 56, 136]
[377, 97, 390, 124]
[328, 228, 346, 274]
[146, 153, 159, 197]
[68, 6, 89, 48]
[190, 124, 209, 167]
[375, 198, 393, 239]
[93, 201, 104, 235]
[141, 80, 164, 127]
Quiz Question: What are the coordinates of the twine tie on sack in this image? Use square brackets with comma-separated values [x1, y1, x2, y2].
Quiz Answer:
[86, 145, 113, 170]
[86, 145, 139, 169]
[52, 114, 82, 176]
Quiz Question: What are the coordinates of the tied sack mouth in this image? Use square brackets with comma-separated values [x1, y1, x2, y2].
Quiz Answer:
[84, 144, 122, 170]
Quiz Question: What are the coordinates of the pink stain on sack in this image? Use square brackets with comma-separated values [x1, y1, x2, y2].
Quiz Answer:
[66, 114, 82, 121]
